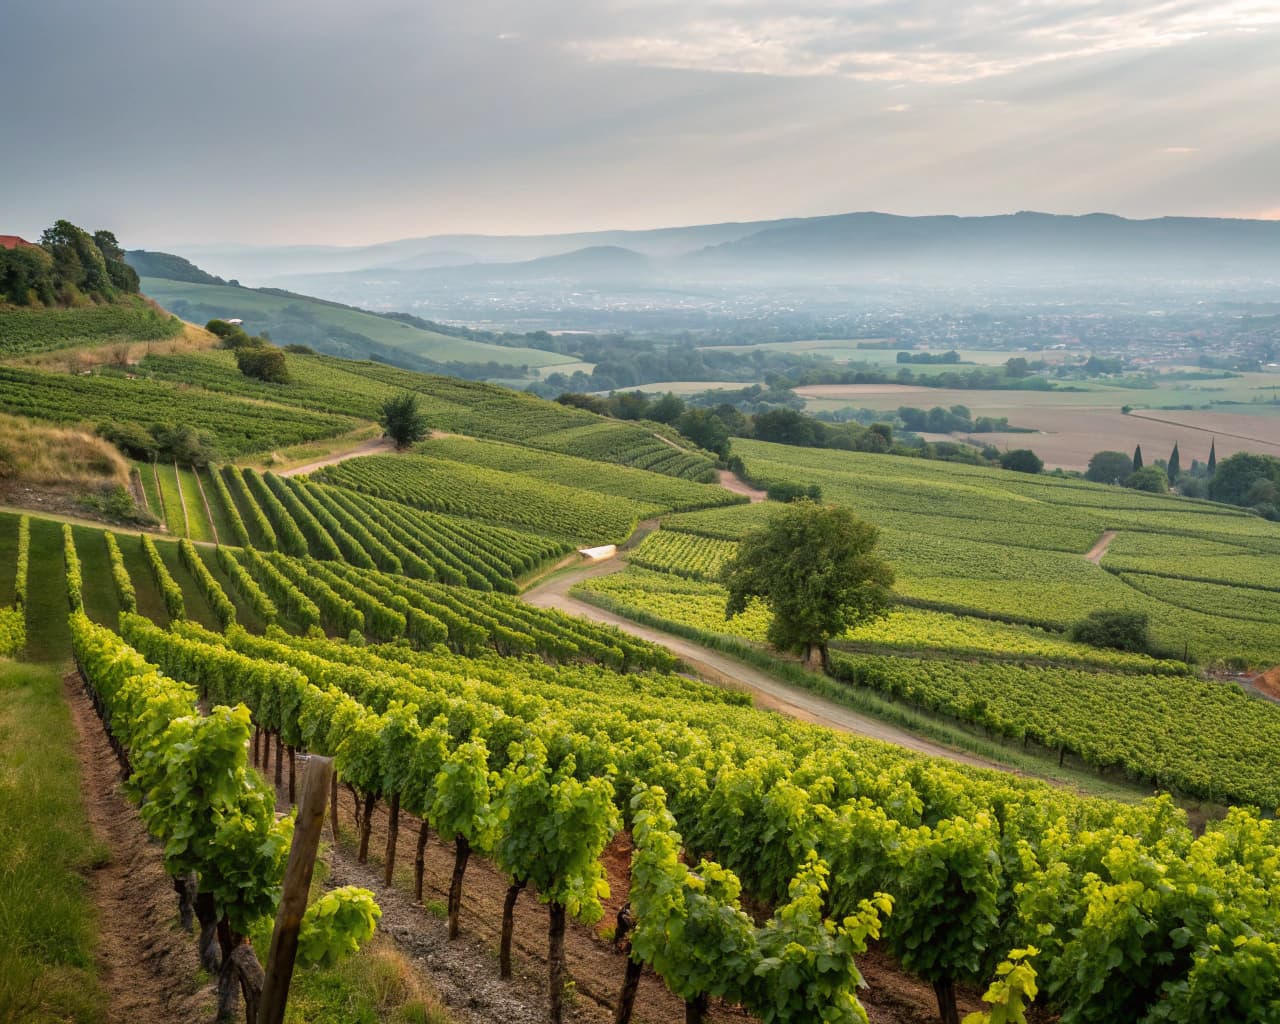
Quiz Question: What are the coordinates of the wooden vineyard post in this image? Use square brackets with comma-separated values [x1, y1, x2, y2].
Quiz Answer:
[257, 755, 333, 1024]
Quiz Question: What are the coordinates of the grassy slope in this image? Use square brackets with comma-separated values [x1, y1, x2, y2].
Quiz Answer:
[140, 277, 574, 369]
[157, 543, 222, 631]
[177, 466, 214, 542]
[155, 464, 187, 538]
[134, 460, 164, 522]
[115, 533, 170, 628]
[197, 547, 266, 632]
[198, 468, 237, 543]
[73, 527, 123, 629]
[0, 515, 16, 602]
[0, 662, 107, 1024]
[23, 518, 72, 663]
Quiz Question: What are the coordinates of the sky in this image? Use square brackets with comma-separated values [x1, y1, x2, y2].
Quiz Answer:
[2, 0, 1277, 247]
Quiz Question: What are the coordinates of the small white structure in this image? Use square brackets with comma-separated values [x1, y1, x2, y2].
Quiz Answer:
[578, 544, 617, 562]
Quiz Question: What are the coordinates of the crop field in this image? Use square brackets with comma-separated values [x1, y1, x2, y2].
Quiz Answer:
[0, 297, 182, 358]
[140, 277, 579, 369]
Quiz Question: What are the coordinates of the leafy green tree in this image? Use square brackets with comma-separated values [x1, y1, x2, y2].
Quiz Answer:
[1069, 610, 1150, 653]
[1126, 465, 1169, 493]
[234, 343, 290, 383]
[1085, 451, 1133, 485]
[1005, 357, 1030, 378]
[998, 449, 1043, 474]
[1207, 438, 1217, 475]
[1133, 444, 1144, 471]
[380, 393, 430, 450]
[722, 501, 893, 671]
[1209, 452, 1280, 507]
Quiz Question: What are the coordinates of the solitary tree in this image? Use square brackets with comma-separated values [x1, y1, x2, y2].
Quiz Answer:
[1085, 451, 1132, 485]
[1167, 442, 1181, 485]
[1133, 444, 1144, 471]
[998, 449, 1043, 474]
[722, 501, 894, 672]
[1207, 438, 1217, 475]
[380, 393, 429, 450]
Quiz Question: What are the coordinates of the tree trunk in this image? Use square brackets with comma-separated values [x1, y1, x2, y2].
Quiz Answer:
[803, 644, 825, 672]
[357, 793, 376, 864]
[933, 976, 960, 1024]
[384, 792, 401, 886]
[414, 820, 430, 902]
[447, 835, 470, 939]
[173, 872, 197, 933]
[229, 941, 264, 1024]
[261, 729, 270, 773]
[500, 880, 525, 980]
[548, 902, 567, 1024]
[613, 957, 642, 1024]
[330, 772, 340, 842]
[685, 993, 709, 1024]
[274, 733, 284, 787]
[287, 746, 296, 804]
[194, 891, 221, 974]
[215, 919, 238, 1023]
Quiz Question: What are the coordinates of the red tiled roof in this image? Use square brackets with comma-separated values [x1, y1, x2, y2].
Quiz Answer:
[0, 235, 35, 250]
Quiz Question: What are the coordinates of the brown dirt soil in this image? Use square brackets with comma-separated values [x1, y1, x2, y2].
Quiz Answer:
[302, 765, 978, 1024]
[716, 470, 767, 503]
[65, 673, 217, 1024]
[1083, 530, 1118, 565]
[1251, 666, 1280, 701]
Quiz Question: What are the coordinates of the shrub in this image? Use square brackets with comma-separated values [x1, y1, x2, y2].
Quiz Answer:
[998, 449, 1043, 474]
[1069, 610, 1150, 653]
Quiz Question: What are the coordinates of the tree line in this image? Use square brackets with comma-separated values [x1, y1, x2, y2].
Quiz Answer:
[0, 220, 140, 306]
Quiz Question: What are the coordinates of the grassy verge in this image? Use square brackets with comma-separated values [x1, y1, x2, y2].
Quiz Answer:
[197, 547, 266, 633]
[155, 464, 187, 538]
[239, 423, 382, 472]
[0, 514, 18, 601]
[116, 533, 170, 627]
[156, 542, 221, 630]
[72, 527, 123, 629]
[177, 467, 214, 543]
[0, 662, 108, 1023]
[199, 468, 238, 544]
[571, 587, 1158, 802]
[22, 518, 73, 663]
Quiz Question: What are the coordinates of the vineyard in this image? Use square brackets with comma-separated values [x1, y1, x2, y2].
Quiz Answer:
[0, 297, 182, 356]
[42, 514, 1280, 1024]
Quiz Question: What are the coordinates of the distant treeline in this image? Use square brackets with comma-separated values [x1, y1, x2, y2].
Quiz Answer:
[1, 220, 140, 306]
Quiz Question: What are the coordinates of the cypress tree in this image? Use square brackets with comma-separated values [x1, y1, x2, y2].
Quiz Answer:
[1208, 438, 1217, 475]
[1133, 445, 1144, 471]
[1167, 442, 1181, 485]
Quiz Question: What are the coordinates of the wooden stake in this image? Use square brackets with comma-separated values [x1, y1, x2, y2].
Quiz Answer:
[257, 755, 333, 1024]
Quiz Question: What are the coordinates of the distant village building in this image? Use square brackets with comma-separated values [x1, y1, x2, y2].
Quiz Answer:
[227, 318, 244, 326]
[0, 235, 35, 250]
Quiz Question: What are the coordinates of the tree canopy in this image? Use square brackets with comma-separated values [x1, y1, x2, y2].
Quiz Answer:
[0, 219, 139, 305]
[379, 392, 430, 450]
[722, 501, 894, 670]
[1085, 450, 1133, 485]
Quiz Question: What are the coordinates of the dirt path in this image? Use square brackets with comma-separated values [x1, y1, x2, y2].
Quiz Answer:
[1084, 530, 1118, 565]
[278, 435, 395, 477]
[717, 470, 767, 503]
[522, 561, 997, 769]
[65, 674, 215, 1024]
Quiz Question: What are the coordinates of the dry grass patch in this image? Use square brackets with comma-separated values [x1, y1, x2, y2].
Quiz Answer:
[0, 415, 129, 489]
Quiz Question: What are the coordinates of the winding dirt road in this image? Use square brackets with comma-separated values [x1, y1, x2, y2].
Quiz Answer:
[1084, 530, 1118, 565]
[278, 435, 394, 477]
[522, 559, 996, 769]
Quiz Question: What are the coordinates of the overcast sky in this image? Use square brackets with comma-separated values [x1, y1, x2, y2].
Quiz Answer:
[3, 0, 1277, 246]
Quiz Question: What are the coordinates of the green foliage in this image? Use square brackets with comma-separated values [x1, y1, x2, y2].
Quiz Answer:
[380, 393, 429, 450]
[723, 501, 893, 663]
[0, 607, 23, 657]
[0, 298, 180, 356]
[215, 545, 277, 624]
[178, 538, 236, 628]
[296, 887, 382, 969]
[1070, 609, 1151, 653]
[963, 948, 1040, 1024]
[1127, 465, 1170, 493]
[15, 516, 29, 609]
[235, 342, 291, 384]
[62, 524, 83, 612]
[998, 449, 1043, 474]
[1085, 450, 1133, 485]
[104, 532, 137, 612]
[140, 533, 184, 619]
[0, 219, 139, 306]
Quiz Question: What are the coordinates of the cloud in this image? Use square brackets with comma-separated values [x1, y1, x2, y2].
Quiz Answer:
[1162, 147, 1200, 154]
[565, 1, 1280, 85]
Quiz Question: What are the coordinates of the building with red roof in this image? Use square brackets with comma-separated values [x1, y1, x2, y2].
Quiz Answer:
[0, 235, 36, 250]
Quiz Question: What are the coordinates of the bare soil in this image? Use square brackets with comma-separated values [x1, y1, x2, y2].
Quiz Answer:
[1251, 666, 1280, 701]
[716, 470, 767, 503]
[1083, 530, 1118, 565]
[64, 672, 216, 1024]
[277, 434, 395, 477]
[309, 771, 975, 1024]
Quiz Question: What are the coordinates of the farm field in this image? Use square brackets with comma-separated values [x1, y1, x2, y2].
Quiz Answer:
[140, 277, 580, 369]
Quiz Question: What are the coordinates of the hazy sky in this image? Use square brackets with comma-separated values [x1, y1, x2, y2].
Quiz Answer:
[3, 0, 1277, 246]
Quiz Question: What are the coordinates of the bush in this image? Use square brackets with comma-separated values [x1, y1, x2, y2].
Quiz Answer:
[765, 481, 823, 503]
[235, 344, 290, 383]
[998, 449, 1043, 474]
[1125, 466, 1169, 493]
[1070, 610, 1150, 653]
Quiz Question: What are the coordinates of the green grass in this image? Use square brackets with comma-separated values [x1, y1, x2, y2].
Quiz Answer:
[21, 518, 73, 663]
[0, 662, 108, 1023]
[72, 527, 123, 629]
[134, 461, 164, 523]
[115, 533, 170, 628]
[177, 467, 214, 542]
[156, 542, 221, 631]
[0, 515, 17, 603]
[199, 468, 238, 544]
[155, 464, 187, 538]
